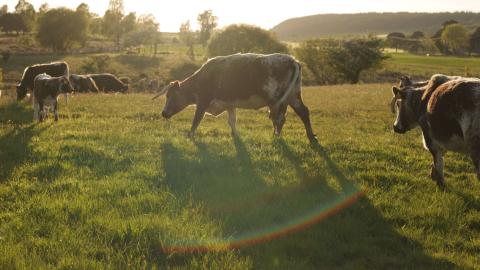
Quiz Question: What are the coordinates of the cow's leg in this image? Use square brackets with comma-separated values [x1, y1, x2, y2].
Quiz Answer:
[227, 108, 239, 137]
[420, 117, 445, 188]
[54, 100, 59, 122]
[189, 104, 207, 138]
[38, 100, 45, 122]
[466, 133, 480, 181]
[289, 94, 317, 143]
[269, 103, 288, 137]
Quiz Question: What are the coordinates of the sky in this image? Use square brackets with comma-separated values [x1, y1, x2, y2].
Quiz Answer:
[3, 0, 480, 32]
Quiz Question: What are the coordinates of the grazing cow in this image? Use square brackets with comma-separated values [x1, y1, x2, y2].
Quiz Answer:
[33, 74, 74, 122]
[69, 74, 99, 93]
[17, 62, 69, 101]
[391, 75, 480, 187]
[152, 53, 316, 142]
[89, 73, 129, 93]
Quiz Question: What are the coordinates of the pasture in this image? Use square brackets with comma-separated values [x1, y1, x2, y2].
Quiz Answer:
[1, 85, 479, 269]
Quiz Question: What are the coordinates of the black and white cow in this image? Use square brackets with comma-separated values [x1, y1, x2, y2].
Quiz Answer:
[33, 74, 74, 122]
[69, 74, 100, 93]
[152, 53, 316, 142]
[391, 74, 480, 187]
[17, 62, 69, 101]
[89, 73, 129, 93]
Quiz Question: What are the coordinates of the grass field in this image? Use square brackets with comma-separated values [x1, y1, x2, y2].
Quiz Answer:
[1, 85, 479, 269]
[385, 53, 480, 79]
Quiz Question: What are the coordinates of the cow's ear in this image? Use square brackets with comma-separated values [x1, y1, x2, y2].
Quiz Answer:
[392, 86, 401, 97]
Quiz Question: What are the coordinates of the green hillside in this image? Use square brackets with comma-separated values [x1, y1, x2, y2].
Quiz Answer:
[272, 12, 480, 41]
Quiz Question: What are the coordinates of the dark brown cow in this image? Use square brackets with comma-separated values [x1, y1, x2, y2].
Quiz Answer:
[69, 74, 99, 93]
[17, 62, 69, 100]
[152, 53, 316, 142]
[89, 73, 129, 93]
[391, 75, 480, 187]
[33, 74, 74, 122]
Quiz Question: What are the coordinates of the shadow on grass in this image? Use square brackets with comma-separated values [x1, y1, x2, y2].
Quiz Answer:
[0, 101, 41, 183]
[160, 138, 456, 269]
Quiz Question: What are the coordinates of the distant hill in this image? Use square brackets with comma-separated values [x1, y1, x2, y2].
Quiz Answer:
[272, 12, 480, 41]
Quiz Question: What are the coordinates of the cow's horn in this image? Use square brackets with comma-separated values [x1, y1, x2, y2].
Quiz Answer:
[152, 85, 169, 100]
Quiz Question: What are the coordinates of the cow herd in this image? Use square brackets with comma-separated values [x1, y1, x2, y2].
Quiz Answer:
[9, 53, 480, 188]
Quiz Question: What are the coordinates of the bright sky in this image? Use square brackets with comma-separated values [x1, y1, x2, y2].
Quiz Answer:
[4, 0, 480, 32]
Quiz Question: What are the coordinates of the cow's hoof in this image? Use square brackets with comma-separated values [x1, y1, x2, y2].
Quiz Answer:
[308, 134, 318, 145]
[187, 132, 196, 139]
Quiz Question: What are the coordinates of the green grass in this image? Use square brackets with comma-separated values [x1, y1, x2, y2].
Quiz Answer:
[1, 85, 479, 269]
[385, 53, 480, 78]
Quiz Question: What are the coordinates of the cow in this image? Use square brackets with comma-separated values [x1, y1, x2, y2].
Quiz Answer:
[391, 75, 480, 188]
[69, 74, 99, 93]
[119, 77, 131, 85]
[33, 74, 74, 122]
[152, 53, 316, 142]
[16, 62, 69, 101]
[89, 73, 129, 93]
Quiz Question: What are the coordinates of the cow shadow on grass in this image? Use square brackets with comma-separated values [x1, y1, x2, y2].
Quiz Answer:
[0, 101, 43, 183]
[160, 137, 456, 270]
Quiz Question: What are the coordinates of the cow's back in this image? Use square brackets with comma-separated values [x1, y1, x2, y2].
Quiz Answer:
[197, 54, 299, 102]
[90, 74, 127, 92]
[22, 62, 69, 89]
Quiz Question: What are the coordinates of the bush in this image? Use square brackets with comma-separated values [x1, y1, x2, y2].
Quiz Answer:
[207, 24, 288, 57]
[169, 62, 200, 81]
[80, 55, 111, 73]
[295, 38, 387, 84]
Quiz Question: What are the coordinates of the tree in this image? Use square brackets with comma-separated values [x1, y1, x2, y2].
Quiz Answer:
[469, 27, 480, 55]
[295, 38, 386, 84]
[327, 38, 386, 84]
[14, 0, 35, 33]
[386, 32, 406, 52]
[38, 3, 49, 18]
[411, 31, 425, 39]
[441, 24, 469, 55]
[0, 13, 27, 34]
[123, 14, 161, 55]
[37, 8, 88, 52]
[179, 20, 196, 60]
[102, 0, 125, 49]
[433, 20, 459, 54]
[0, 5, 8, 16]
[207, 24, 288, 57]
[197, 10, 217, 47]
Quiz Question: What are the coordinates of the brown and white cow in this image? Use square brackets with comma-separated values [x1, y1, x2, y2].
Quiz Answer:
[33, 74, 74, 122]
[69, 74, 100, 93]
[391, 74, 480, 187]
[152, 53, 316, 142]
[17, 62, 69, 101]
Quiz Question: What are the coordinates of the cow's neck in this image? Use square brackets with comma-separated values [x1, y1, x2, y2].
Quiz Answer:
[179, 79, 197, 105]
[413, 88, 428, 122]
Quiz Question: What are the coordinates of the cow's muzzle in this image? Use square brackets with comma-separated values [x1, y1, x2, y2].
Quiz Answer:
[393, 125, 407, 134]
[162, 111, 172, 119]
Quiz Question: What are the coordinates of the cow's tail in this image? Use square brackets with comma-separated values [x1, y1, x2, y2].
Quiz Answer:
[274, 60, 301, 109]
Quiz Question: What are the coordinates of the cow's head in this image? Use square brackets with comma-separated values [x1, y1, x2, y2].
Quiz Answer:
[152, 81, 192, 119]
[16, 84, 27, 101]
[399, 76, 413, 88]
[60, 76, 74, 93]
[391, 86, 420, 134]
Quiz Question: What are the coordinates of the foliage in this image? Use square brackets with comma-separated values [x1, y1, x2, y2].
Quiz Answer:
[0, 13, 25, 34]
[80, 55, 111, 73]
[410, 31, 425, 39]
[469, 27, 480, 55]
[386, 32, 406, 52]
[441, 24, 469, 55]
[296, 38, 386, 84]
[36, 8, 88, 52]
[207, 24, 288, 57]
[179, 20, 196, 60]
[0, 5, 7, 15]
[14, 0, 35, 33]
[169, 62, 200, 81]
[197, 10, 218, 47]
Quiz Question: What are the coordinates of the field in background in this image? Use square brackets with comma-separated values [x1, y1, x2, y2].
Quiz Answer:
[384, 53, 480, 79]
[1, 85, 479, 269]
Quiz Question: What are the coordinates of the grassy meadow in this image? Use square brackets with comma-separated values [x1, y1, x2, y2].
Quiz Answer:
[1, 84, 480, 269]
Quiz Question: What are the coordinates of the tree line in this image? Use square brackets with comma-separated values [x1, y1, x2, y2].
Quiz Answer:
[386, 20, 480, 55]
